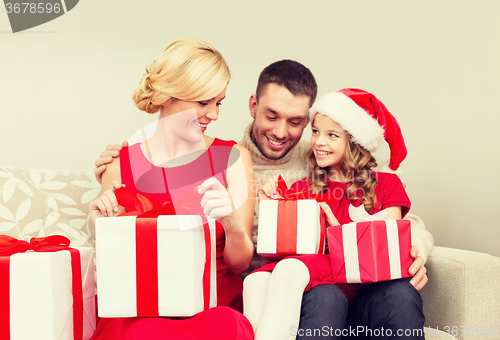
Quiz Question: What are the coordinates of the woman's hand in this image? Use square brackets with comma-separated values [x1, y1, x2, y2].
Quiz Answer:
[89, 181, 125, 224]
[198, 177, 234, 221]
[258, 175, 283, 201]
[318, 202, 340, 227]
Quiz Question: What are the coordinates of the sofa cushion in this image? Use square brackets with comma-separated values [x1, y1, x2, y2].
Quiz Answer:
[0, 166, 100, 248]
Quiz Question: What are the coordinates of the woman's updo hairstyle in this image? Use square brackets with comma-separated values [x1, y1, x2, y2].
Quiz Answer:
[133, 37, 231, 114]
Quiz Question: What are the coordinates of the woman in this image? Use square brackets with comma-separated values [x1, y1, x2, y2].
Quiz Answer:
[90, 37, 255, 339]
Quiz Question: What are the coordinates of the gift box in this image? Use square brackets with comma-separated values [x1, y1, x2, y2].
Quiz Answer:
[96, 213, 217, 318]
[0, 235, 95, 340]
[327, 219, 412, 283]
[257, 199, 326, 260]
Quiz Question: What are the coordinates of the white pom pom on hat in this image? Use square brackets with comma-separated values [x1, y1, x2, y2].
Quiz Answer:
[309, 88, 407, 171]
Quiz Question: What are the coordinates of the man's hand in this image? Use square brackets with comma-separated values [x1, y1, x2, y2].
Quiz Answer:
[94, 141, 128, 184]
[408, 245, 428, 290]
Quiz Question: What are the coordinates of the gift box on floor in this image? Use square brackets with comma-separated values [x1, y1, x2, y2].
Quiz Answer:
[96, 214, 217, 317]
[257, 199, 326, 260]
[0, 235, 95, 340]
[327, 219, 412, 283]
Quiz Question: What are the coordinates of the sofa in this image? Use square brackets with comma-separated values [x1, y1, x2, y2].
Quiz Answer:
[1, 165, 499, 340]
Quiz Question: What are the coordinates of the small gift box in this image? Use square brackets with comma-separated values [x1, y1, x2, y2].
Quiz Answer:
[257, 175, 335, 260]
[0, 235, 95, 340]
[327, 219, 412, 283]
[95, 187, 217, 318]
[257, 199, 326, 260]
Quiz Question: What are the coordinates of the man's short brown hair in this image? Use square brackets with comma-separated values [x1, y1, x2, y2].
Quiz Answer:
[256, 60, 317, 108]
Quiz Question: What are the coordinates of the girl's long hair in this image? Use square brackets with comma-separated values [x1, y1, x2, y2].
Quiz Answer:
[306, 131, 379, 212]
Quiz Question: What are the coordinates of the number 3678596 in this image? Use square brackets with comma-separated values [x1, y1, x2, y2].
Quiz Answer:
[5, 3, 61, 14]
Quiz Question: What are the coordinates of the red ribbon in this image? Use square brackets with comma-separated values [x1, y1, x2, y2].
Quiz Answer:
[274, 175, 329, 256]
[116, 186, 176, 218]
[115, 186, 212, 316]
[276, 200, 297, 255]
[116, 187, 175, 316]
[0, 235, 83, 340]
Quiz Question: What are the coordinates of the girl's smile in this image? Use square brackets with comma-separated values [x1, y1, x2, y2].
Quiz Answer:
[310, 114, 348, 172]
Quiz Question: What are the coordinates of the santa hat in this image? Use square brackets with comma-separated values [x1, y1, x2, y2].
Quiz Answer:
[308, 88, 407, 171]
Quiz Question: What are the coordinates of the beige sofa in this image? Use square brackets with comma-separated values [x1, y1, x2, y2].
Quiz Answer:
[1, 166, 498, 340]
[421, 246, 500, 339]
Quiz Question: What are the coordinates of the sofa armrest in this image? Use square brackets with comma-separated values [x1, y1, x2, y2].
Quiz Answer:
[420, 246, 500, 340]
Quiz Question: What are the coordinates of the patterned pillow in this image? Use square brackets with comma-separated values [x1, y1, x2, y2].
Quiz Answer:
[0, 166, 100, 248]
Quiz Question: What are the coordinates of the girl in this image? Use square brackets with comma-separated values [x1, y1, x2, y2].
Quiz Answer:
[244, 88, 425, 340]
[89, 37, 255, 340]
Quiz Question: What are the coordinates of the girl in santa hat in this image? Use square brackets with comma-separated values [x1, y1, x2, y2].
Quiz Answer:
[244, 88, 425, 340]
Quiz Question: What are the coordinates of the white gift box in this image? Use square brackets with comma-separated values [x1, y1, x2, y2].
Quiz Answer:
[96, 215, 217, 317]
[8, 247, 95, 340]
[257, 199, 325, 259]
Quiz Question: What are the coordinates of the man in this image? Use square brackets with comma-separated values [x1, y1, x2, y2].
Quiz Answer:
[240, 60, 317, 273]
[94, 60, 431, 339]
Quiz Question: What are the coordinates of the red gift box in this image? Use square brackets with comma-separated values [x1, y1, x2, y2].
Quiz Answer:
[327, 220, 412, 283]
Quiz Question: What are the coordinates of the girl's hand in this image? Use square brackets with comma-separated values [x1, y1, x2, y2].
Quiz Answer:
[89, 181, 125, 224]
[198, 177, 234, 220]
[258, 175, 283, 201]
[319, 202, 340, 227]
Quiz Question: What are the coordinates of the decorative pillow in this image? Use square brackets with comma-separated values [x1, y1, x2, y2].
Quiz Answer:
[0, 166, 100, 248]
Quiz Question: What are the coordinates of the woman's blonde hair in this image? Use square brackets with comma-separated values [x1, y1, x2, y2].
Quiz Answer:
[133, 37, 231, 114]
[306, 118, 379, 212]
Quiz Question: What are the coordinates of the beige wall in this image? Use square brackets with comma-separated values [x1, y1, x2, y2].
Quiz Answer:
[1, 0, 499, 257]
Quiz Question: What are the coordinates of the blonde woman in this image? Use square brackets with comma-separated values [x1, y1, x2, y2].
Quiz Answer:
[90, 38, 255, 339]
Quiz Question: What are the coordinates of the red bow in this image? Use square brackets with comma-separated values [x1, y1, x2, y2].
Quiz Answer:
[116, 186, 176, 217]
[0, 235, 83, 340]
[0, 235, 30, 256]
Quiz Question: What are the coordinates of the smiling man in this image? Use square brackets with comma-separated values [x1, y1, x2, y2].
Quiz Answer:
[238, 60, 318, 265]
[248, 62, 316, 161]
[250, 83, 309, 159]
